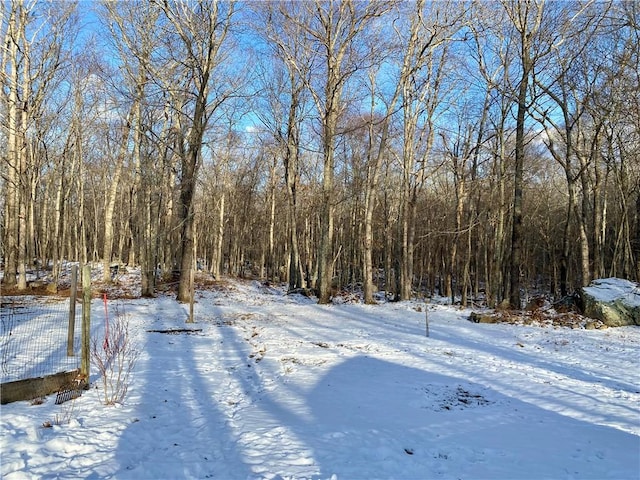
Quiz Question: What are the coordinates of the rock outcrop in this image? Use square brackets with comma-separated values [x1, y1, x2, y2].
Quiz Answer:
[579, 278, 640, 327]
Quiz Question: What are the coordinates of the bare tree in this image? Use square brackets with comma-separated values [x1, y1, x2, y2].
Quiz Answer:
[531, 2, 612, 294]
[1, 0, 76, 289]
[270, 0, 393, 303]
[1, 0, 22, 289]
[152, 0, 237, 302]
[361, 68, 397, 304]
[394, 0, 463, 300]
[498, 0, 546, 308]
[100, 1, 162, 295]
[258, 4, 312, 290]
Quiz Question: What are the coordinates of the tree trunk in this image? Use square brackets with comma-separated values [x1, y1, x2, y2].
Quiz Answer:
[176, 133, 203, 302]
[267, 157, 277, 280]
[450, 164, 466, 305]
[2, 6, 20, 289]
[560, 176, 577, 297]
[52, 159, 65, 283]
[509, 53, 529, 310]
[362, 193, 376, 303]
[136, 105, 156, 297]
[213, 191, 225, 279]
[362, 83, 397, 303]
[317, 104, 337, 304]
[16, 47, 31, 290]
[578, 166, 591, 287]
[592, 150, 606, 279]
[17, 136, 27, 290]
[284, 99, 303, 290]
[176, 63, 211, 301]
[102, 106, 135, 282]
[635, 180, 640, 280]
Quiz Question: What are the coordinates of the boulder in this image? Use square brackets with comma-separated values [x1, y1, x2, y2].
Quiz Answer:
[579, 278, 640, 327]
[469, 312, 499, 324]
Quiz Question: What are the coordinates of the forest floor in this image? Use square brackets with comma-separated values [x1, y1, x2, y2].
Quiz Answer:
[1, 268, 639, 479]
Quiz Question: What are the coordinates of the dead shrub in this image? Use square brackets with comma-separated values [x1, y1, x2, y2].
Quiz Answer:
[91, 305, 140, 405]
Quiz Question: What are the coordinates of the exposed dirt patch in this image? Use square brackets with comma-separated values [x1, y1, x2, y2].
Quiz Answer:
[147, 328, 204, 335]
[420, 384, 493, 411]
[469, 309, 607, 329]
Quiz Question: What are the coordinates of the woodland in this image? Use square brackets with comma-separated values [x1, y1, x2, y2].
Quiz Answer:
[1, 0, 639, 307]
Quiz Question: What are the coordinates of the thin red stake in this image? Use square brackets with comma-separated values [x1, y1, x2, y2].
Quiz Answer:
[103, 293, 109, 350]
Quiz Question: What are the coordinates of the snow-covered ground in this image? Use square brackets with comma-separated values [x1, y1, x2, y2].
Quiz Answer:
[1, 278, 639, 479]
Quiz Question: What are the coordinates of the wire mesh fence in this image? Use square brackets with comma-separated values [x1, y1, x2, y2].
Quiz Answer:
[0, 296, 82, 384]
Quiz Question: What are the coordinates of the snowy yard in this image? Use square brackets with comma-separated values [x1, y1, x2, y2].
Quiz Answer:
[1, 278, 639, 479]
